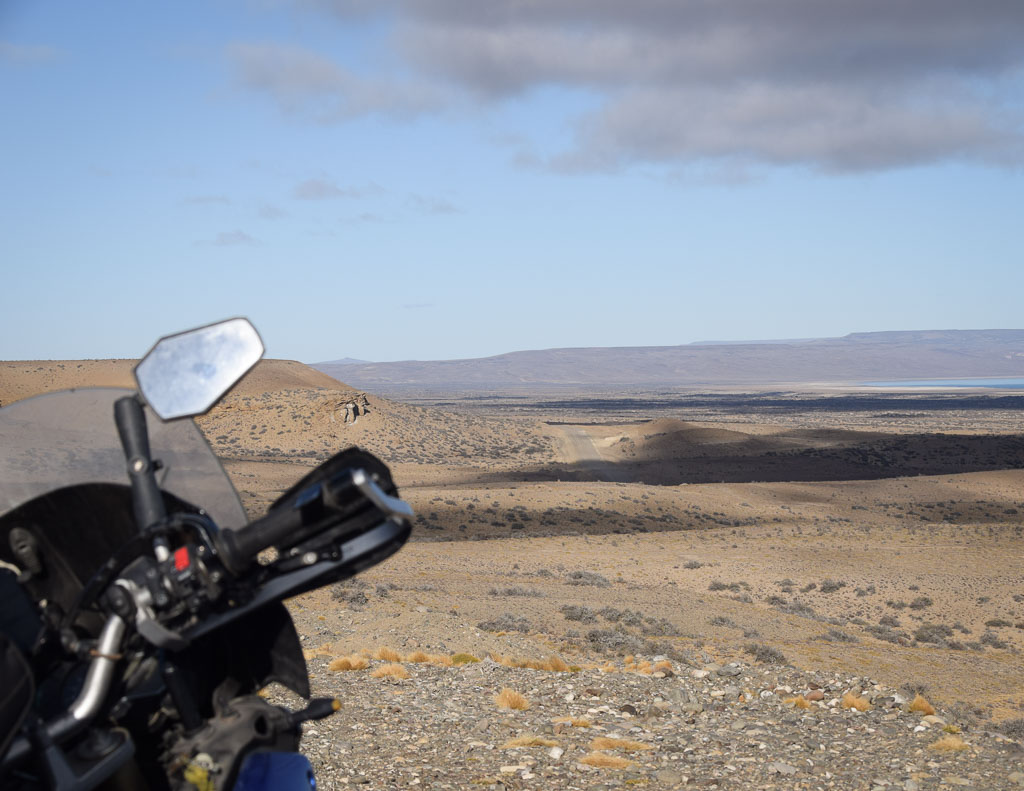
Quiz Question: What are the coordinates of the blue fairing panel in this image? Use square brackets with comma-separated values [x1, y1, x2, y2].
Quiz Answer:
[233, 752, 316, 791]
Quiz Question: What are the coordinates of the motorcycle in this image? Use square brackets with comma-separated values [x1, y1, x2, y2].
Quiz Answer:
[0, 318, 413, 790]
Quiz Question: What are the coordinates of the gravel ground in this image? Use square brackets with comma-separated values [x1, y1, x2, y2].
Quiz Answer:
[265, 653, 1024, 791]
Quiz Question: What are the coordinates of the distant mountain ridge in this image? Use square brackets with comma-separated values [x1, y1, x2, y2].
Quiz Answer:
[313, 330, 1024, 393]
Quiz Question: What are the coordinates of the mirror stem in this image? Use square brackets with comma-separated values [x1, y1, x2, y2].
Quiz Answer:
[114, 396, 170, 561]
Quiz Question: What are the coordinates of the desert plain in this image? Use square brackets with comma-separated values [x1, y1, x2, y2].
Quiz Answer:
[3, 357, 1024, 787]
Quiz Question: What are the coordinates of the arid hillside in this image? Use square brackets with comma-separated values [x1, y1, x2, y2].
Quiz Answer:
[4, 356, 1024, 751]
[0, 359, 137, 405]
[0, 357, 557, 510]
[0, 357, 353, 406]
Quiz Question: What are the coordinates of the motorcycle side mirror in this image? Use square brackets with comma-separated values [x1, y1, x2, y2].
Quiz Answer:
[134, 318, 264, 419]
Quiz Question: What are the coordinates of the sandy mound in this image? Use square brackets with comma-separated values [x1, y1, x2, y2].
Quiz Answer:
[0, 360, 136, 405]
[199, 385, 554, 473]
[0, 356, 559, 509]
[0, 358, 351, 408]
[229, 360, 348, 395]
[591, 417, 774, 462]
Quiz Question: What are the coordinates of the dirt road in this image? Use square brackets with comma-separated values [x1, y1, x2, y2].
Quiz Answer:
[552, 424, 620, 481]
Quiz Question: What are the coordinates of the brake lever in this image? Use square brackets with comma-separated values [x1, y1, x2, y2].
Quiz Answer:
[339, 469, 414, 520]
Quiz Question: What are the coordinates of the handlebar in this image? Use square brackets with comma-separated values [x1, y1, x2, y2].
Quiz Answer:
[215, 467, 412, 575]
[114, 396, 171, 561]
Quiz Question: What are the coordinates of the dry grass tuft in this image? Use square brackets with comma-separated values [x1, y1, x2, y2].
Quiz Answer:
[495, 688, 530, 710]
[841, 692, 871, 712]
[553, 716, 592, 728]
[590, 737, 654, 753]
[653, 660, 673, 673]
[404, 650, 430, 663]
[928, 734, 968, 752]
[429, 653, 453, 667]
[371, 663, 410, 679]
[579, 752, 637, 769]
[451, 653, 480, 666]
[783, 695, 812, 710]
[374, 647, 402, 662]
[303, 642, 335, 660]
[909, 694, 936, 716]
[328, 655, 369, 672]
[501, 735, 560, 749]
[546, 654, 570, 672]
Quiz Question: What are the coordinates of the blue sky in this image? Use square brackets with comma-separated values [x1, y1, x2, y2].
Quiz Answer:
[2, 1, 1023, 363]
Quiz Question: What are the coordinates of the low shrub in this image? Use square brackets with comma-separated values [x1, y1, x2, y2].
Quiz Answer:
[565, 570, 611, 587]
[478, 613, 531, 633]
[743, 643, 788, 665]
[561, 605, 598, 623]
[817, 629, 859, 643]
[980, 631, 1008, 649]
[914, 623, 953, 644]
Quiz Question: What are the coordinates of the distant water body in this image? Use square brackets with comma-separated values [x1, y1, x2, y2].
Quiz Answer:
[865, 378, 1024, 389]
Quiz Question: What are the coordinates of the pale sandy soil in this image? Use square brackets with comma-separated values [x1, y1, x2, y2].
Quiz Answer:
[3, 359, 1023, 726]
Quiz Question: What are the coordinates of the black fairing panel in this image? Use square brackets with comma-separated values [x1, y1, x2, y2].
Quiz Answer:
[0, 484, 200, 624]
[177, 602, 310, 709]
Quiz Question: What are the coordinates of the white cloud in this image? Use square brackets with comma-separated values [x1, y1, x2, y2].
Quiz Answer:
[293, 178, 380, 200]
[227, 42, 445, 122]
[183, 194, 231, 205]
[407, 194, 459, 214]
[234, 1, 1024, 171]
[258, 203, 289, 219]
[206, 230, 257, 246]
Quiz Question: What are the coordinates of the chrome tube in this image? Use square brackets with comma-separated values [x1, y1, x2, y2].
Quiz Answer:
[1, 613, 128, 770]
[70, 613, 126, 723]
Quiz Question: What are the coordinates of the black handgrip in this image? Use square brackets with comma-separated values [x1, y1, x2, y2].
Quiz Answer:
[216, 506, 302, 575]
[114, 395, 167, 532]
[216, 473, 366, 573]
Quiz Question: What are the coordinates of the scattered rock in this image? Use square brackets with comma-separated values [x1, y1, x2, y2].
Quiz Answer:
[654, 768, 685, 784]
[268, 646, 1016, 790]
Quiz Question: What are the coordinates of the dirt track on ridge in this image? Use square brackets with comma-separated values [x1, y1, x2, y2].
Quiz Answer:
[551, 424, 619, 481]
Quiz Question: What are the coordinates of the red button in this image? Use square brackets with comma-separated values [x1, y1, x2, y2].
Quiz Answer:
[174, 546, 190, 571]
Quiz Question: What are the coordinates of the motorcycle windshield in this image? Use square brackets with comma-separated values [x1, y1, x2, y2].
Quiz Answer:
[0, 388, 246, 531]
